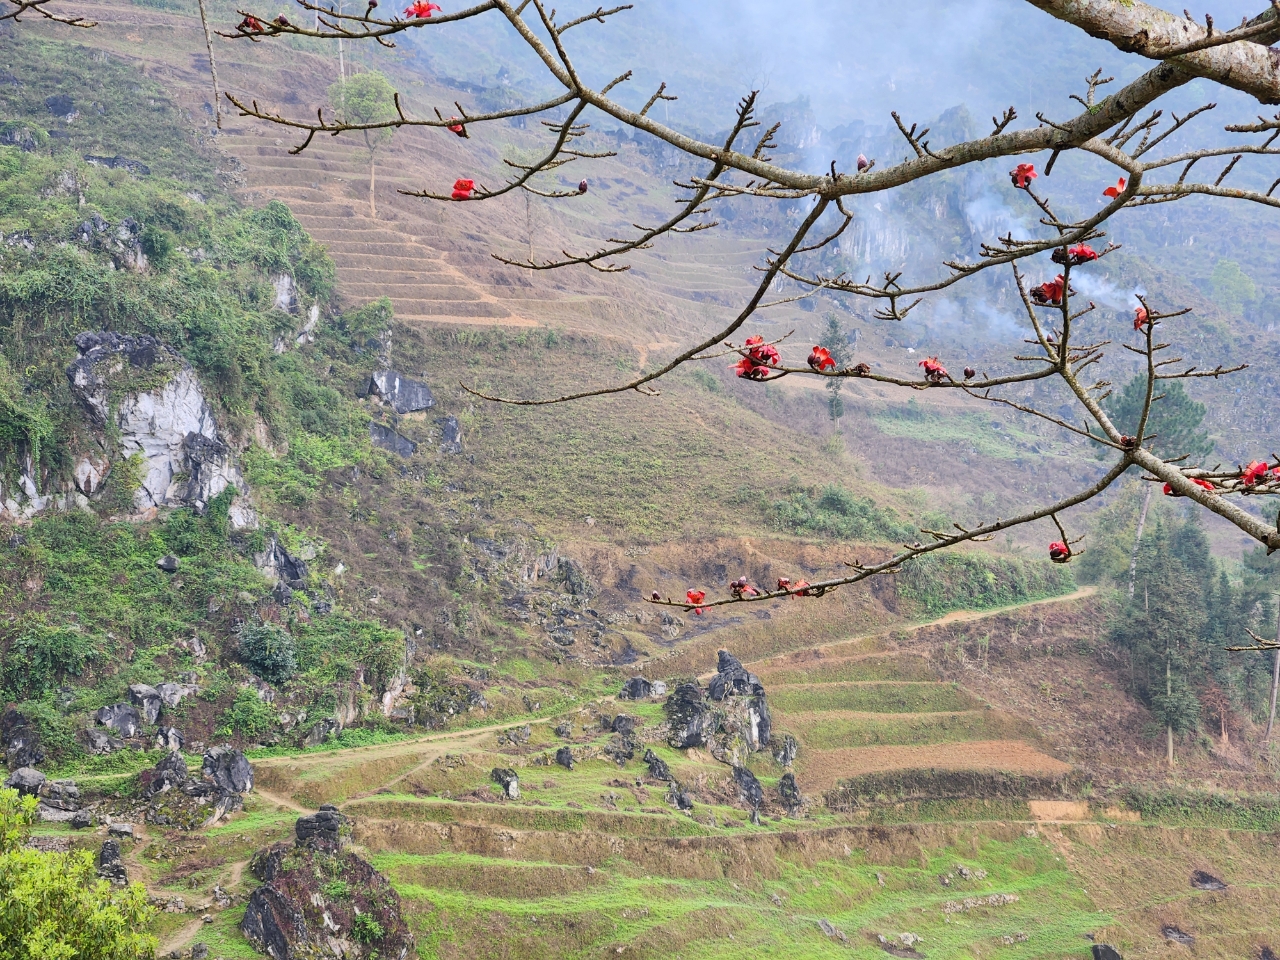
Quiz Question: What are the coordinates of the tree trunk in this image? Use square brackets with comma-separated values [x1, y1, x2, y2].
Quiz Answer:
[1266, 603, 1280, 741]
[1166, 651, 1175, 767]
[1127, 485, 1153, 601]
[196, 0, 222, 130]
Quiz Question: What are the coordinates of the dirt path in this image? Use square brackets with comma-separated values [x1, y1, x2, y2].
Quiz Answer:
[744, 586, 1098, 671]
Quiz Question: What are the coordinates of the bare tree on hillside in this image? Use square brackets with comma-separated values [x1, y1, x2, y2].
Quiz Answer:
[223, 0, 1280, 615]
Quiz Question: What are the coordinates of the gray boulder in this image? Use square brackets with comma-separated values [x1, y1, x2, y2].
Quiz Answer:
[436, 415, 462, 454]
[491, 768, 520, 800]
[38, 778, 80, 810]
[708, 650, 764, 701]
[128, 684, 162, 725]
[368, 369, 435, 414]
[774, 734, 799, 767]
[779, 772, 802, 812]
[369, 421, 418, 458]
[156, 682, 198, 708]
[612, 715, 636, 736]
[651, 680, 668, 697]
[643, 749, 673, 782]
[253, 534, 308, 587]
[555, 746, 575, 770]
[156, 554, 179, 573]
[4, 766, 45, 796]
[84, 728, 124, 754]
[155, 726, 184, 752]
[733, 766, 764, 810]
[294, 805, 349, 852]
[1092, 947, 1123, 960]
[147, 751, 189, 795]
[202, 747, 253, 794]
[95, 703, 141, 738]
[108, 822, 135, 838]
[664, 683, 717, 749]
[70, 809, 93, 829]
[554, 722, 573, 738]
[1, 707, 44, 770]
[619, 677, 652, 700]
[97, 839, 128, 884]
[669, 785, 695, 810]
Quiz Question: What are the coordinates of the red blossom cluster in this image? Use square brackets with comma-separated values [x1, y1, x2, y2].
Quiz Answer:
[776, 577, 815, 596]
[1048, 541, 1072, 563]
[1051, 244, 1098, 266]
[734, 335, 780, 380]
[686, 589, 706, 615]
[1103, 177, 1127, 198]
[451, 178, 475, 200]
[1009, 163, 1037, 189]
[1163, 477, 1217, 496]
[1031, 275, 1065, 305]
[918, 356, 948, 383]
[405, 1, 441, 16]
[808, 346, 836, 371]
[1242, 460, 1280, 485]
[730, 576, 759, 599]
[237, 15, 265, 32]
[445, 117, 468, 138]
[1133, 306, 1149, 331]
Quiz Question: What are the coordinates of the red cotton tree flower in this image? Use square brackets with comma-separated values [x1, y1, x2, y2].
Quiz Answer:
[404, 1, 441, 17]
[686, 590, 706, 615]
[808, 346, 837, 371]
[1133, 306, 1149, 330]
[1103, 176, 1127, 198]
[1163, 478, 1216, 496]
[451, 178, 475, 200]
[1030, 275, 1066, 305]
[1009, 163, 1037, 188]
[918, 357, 948, 383]
[1242, 461, 1274, 486]
[1048, 541, 1072, 563]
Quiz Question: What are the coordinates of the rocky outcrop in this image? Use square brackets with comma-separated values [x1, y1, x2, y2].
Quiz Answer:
[2, 332, 256, 527]
[95, 703, 141, 739]
[145, 751, 189, 796]
[243, 810, 415, 960]
[254, 535, 309, 587]
[643, 749, 673, 782]
[1, 707, 43, 770]
[555, 746, 575, 770]
[157, 682, 198, 708]
[779, 772, 802, 813]
[619, 677, 652, 700]
[85, 728, 124, 754]
[70, 332, 253, 523]
[491, 768, 520, 799]
[436, 415, 462, 454]
[774, 734, 798, 767]
[203, 747, 253, 794]
[303, 718, 340, 747]
[733, 766, 764, 810]
[368, 421, 418, 458]
[295, 805, 350, 851]
[155, 726, 184, 752]
[97, 839, 129, 885]
[663, 683, 717, 749]
[128, 684, 162, 725]
[367, 370, 435, 414]
[707, 650, 763, 701]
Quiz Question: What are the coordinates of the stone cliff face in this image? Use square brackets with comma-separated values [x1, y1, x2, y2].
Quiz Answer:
[1, 331, 255, 528]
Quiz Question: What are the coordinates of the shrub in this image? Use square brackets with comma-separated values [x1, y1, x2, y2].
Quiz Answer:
[216, 687, 278, 743]
[351, 911, 384, 944]
[0, 788, 157, 959]
[238, 622, 298, 685]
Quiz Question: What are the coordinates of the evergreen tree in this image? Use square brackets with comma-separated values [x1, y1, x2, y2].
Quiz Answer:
[1103, 376, 1213, 460]
[818, 313, 856, 423]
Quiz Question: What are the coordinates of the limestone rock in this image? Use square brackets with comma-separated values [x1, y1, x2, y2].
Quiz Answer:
[146, 751, 190, 795]
[555, 746, 575, 770]
[491, 768, 520, 800]
[779, 772, 802, 812]
[202, 747, 253, 794]
[773, 734, 799, 767]
[707, 650, 764, 701]
[663, 683, 716, 749]
[1092, 947, 1123, 960]
[619, 677, 652, 700]
[732, 766, 764, 809]
[1, 707, 43, 770]
[612, 715, 636, 736]
[368, 370, 435, 414]
[128, 684, 162, 725]
[84, 727, 125, 754]
[156, 682, 198, 708]
[295, 805, 350, 852]
[643, 749, 673, 782]
[97, 839, 129, 884]
[96, 703, 142, 737]
[4, 766, 45, 796]
[303, 718, 341, 747]
[37, 778, 80, 810]
[436, 415, 462, 454]
[253, 534, 308, 587]
[64, 332, 254, 527]
[156, 554, 179, 573]
[368, 421, 418, 458]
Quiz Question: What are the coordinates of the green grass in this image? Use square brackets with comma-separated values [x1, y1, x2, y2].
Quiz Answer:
[369, 833, 1105, 959]
[770, 682, 982, 715]
[870, 402, 1049, 462]
[758, 654, 938, 685]
[779, 709, 1032, 749]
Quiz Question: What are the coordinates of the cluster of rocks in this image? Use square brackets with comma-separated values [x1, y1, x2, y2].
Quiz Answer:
[664, 651, 773, 764]
[618, 676, 669, 700]
[90, 679, 199, 755]
[140, 746, 254, 829]
[242, 806, 414, 960]
[3, 766, 88, 825]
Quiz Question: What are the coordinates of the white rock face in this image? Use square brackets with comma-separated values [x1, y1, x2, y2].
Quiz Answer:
[1, 332, 256, 527]
[271, 274, 298, 314]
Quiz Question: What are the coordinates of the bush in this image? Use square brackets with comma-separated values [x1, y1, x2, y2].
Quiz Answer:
[352, 911, 385, 944]
[0, 788, 157, 959]
[771, 483, 914, 542]
[216, 688, 279, 743]
[238, 622, 298, 685]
